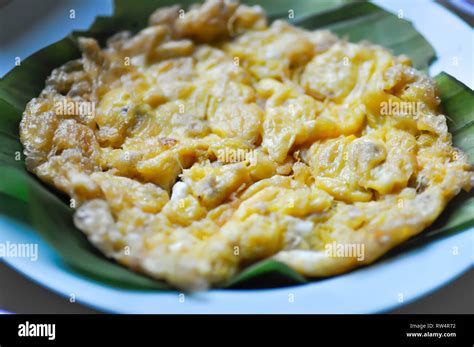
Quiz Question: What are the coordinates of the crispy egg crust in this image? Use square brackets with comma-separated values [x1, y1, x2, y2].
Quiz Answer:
[20, 0, 473, 290]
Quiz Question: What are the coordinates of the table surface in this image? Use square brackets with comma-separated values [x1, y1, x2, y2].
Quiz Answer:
[0, 0, 473, 314]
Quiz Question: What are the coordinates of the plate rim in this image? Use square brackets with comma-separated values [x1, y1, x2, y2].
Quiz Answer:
[1, 217, 472, 314]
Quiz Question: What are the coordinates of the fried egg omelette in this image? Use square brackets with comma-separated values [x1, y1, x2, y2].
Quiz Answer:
[20, 0, 473, 290]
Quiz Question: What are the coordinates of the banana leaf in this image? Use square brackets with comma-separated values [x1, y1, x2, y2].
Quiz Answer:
[0, 0, 471, 291]
[293, 2, 436, 70]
